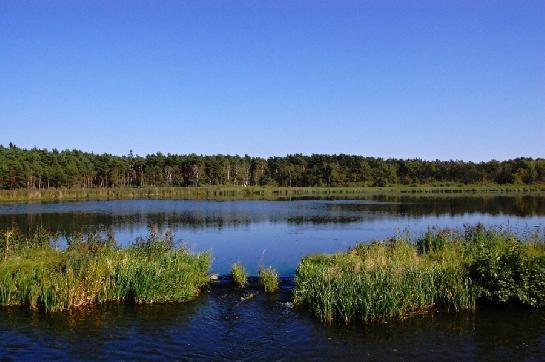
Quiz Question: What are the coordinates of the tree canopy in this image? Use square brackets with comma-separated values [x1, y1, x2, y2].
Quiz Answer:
[1, 144, 544, 190]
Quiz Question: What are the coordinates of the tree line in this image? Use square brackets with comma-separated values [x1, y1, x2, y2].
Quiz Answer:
[1, 143, 544, 190]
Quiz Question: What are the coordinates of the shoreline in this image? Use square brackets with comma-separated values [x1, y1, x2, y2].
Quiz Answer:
[2, 226, 544, 322]
[1, 184, 545, 203]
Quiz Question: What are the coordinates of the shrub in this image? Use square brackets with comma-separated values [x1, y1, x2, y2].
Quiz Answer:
[468, 236, 545, 307]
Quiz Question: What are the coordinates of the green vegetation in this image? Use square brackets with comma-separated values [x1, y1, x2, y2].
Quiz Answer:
[2, 184, 545, 203]
[0, 227, 210, 311]
[294, 226, 545, 323]
[259, 266, 279, 293]
[231, 262, 248, 288]
[2, 144, 545, 193]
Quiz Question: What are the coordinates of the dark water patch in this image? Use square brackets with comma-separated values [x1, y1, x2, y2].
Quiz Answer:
[1, 286, 544, 360]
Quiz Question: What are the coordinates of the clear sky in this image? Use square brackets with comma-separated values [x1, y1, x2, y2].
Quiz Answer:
[1, 1, 544, 161]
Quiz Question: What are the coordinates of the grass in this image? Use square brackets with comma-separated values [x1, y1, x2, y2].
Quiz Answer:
[259, 266, 279, 293]
[294, 226, 545, 323]
[231, 262, 248, 288]
[1, 184, 544, 202]
[0, 227, 211, 311]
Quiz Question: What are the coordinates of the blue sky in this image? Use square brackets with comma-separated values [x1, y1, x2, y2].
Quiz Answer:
[1, 0, 544, 161]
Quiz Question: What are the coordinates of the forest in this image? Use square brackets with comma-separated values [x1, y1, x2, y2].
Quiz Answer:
[1, 143, 544, 190]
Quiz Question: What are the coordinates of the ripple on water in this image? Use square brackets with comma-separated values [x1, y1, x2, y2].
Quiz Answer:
[1, 286, 545, 360]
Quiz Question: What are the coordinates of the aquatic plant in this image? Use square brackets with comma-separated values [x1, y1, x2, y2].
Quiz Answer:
[0, 228, 210, 311]
[294, 226, 545, 323]
[231, 262, 248, 288]
[2, 183, 545, 204]
[259, 266, 279, 293]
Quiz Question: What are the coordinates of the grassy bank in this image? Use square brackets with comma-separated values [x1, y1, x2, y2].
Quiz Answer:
[294, 226, 545, 323]
[0, 228, 210, 311]
[1, 184, 545, 202]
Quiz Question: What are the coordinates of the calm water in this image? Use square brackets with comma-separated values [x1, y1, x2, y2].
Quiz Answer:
[1, 195, 545, 275]
[1, 195, 545, 359]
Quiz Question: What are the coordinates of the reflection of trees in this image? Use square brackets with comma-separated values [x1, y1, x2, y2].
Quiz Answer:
[1, 196, 545, 238]
[326, 195, 545, 217]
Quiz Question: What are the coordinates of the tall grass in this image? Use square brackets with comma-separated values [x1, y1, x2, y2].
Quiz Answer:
[259, 266, 279, 293]
[0, 228, 210, 311]
[294, 226, 545, 323]
[1, 184, 543, 202]
[231, 262, 248, 288]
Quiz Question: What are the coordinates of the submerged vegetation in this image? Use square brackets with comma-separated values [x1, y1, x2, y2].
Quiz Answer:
[259, 266, 279, 293]
[294, 226, 545, 323]
[0, 227, 210, 311]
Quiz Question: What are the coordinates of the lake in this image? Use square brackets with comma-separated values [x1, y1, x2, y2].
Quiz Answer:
[1, 195, 544, 275]
[1, 194, 545, 359]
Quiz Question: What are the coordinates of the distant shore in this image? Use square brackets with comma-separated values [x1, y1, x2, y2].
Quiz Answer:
[1, 184, 544, 203]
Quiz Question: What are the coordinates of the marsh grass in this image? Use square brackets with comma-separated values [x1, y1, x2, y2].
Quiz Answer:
[259, 266, 279, 293]
[1, 184, 543, 203]
[0, 228, 210, 311]
[231, 262, 248, 288]
[294, 226, 545, 323]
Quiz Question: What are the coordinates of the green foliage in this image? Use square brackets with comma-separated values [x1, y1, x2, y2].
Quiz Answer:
[0, 228, 210, 311]
[259, 266, 279, 293]
[466, 229, 545, 307]
[295, 240, 474, 323]
[416, 228, 454, 253]
[231, 262, 248, 288]
[1, 226, 54, 256]
[294, 226, 545, 323]
[1, 144, 545, 191]
[4, 184, 545, 203]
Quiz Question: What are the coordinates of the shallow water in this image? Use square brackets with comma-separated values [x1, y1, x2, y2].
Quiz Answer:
[1, 285, 544, 360]
[2, 194, 545, 359]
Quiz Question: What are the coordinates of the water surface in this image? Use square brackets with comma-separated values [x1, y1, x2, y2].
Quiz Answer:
[1, 195, 544, 275]
[1, 194, 545, 359]
[1, 285, 544, 360]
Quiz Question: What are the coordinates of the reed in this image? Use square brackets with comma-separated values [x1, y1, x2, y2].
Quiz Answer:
[259, 266, 279, 293]
[294, 226, 545, 323]
[231, 262, 248, 288]
[0, 228, 211, 311]
[1, 184, 543, 203]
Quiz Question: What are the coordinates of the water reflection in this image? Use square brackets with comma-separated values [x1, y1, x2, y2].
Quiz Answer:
[2, 196, 545, 231]
[1, 196, 545, 275]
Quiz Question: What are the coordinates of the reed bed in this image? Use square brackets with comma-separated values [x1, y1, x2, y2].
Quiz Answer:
[294, 226, 545, 323]
[1, 184, 543, 203]
[0, 228, 210, 311]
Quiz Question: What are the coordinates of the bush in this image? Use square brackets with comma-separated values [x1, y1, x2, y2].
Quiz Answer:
[468, 237, 545, 307]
